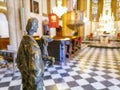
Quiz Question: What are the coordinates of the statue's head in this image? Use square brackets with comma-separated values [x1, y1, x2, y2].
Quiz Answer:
[26, 17, 38, 35]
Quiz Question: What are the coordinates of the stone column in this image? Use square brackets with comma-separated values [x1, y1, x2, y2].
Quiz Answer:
[7, 0, 17, 50]
[22, 0, 29, 26]
[86, 0, 90, 20]
[7, 0, 23, 50]
[14, 0, 23, 47]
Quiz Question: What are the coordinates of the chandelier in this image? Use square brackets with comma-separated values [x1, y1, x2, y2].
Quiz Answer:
[52, 1, 67, 18]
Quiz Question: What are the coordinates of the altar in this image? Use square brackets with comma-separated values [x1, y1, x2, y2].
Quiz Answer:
[100, 34, 110, 44]
[96, 0, 116, 41]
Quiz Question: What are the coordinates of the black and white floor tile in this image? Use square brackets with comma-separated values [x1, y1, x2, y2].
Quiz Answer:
[0, 47, 120, 90]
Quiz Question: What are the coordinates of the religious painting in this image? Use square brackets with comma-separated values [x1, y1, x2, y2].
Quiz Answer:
[33, 1, 39, 14]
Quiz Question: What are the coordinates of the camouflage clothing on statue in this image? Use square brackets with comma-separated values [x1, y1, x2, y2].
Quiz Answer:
[16, 18, 44, 90]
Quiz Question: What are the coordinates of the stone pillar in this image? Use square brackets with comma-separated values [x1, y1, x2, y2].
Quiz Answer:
[86, 0, 90, 20]
[14, 0, 23, 47]
[7, 0, 23, 50]
[84, 0, 90, 39]
[7, 0, 17, 50]
[22, 0, 29, 27]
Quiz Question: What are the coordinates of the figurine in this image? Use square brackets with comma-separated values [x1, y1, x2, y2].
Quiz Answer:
[16, 18, 44, 90]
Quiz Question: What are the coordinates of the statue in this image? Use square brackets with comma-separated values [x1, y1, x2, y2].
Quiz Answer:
[16, 18, 44, 90]
[37, 36, 55, 66]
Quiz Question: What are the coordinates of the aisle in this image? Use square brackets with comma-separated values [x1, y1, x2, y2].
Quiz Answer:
[0, 47, 120, 90]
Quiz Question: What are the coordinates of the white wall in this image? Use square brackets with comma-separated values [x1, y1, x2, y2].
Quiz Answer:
[0, 13, 9, 38]
[22, 0, 45, 37]
[0, 0, 57, 38]
[50, 0, 56, 12]
[42, 0, 47, 14]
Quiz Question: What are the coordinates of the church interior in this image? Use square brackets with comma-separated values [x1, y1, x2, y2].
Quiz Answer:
[0, 0, 120, 90]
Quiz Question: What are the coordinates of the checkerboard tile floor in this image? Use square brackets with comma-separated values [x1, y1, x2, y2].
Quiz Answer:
[0, 47, 120, 90]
